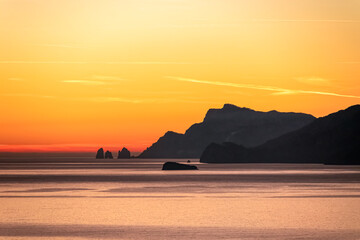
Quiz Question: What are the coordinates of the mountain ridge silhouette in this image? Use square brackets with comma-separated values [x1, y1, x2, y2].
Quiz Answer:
[139, 104, 315, 158]
[200, 104, 360, 165]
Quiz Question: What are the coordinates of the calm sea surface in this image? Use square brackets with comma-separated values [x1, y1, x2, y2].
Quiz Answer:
[0, 157, 359, 239]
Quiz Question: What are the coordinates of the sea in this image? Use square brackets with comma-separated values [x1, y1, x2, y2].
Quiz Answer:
[0, 155, 359, 240]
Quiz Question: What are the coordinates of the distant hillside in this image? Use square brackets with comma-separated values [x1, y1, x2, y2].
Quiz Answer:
[139, 104, 315, 158]
[200, 105, 360, 165]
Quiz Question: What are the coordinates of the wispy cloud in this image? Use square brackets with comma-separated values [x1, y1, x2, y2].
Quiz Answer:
[251, 19, 360, 23]
[4, 60, 358, 66]
[61, 75, 125, 85]
[295, 77, 330, 86]
[126, 19, 360, 29]
[166, 76, 291, 92]
[91, 75, 124, 81]
[166, 76, 360, 99]
[32, 44, 86, 49]
[0, 61, 88, 64]
[99, 61, 200, 65]
[0, 93, 212, 104]
[61, 80, 107, 85]
[338, 61, 360, 64]
[7, 77, 24, 81]
[0, 93, 147, 103]
[73, 97, 145, 104]
[73, 96, 214, 104]
[0, 61, 200, 65]
[1, 93, 55, 99]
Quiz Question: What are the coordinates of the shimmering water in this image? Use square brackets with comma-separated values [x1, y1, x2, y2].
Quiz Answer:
[0, 157, 359, 239]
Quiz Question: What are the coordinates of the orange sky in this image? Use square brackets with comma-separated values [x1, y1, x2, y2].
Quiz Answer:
[1, 0, 359, 152]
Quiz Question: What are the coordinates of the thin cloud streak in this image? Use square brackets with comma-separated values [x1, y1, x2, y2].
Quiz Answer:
[7, 78, 24, 81]
[251, 19, 360, 23]
[32, 44, 86, 49]
[138, 19, 360, 29]
[166, 76, 360, 99]
[1, 93, 213, 104]
[91, 75, 124, 81]
[1, 93, 55, 99]
[127, 19, 360, 30]
[295, 77, 331, 86]
[0, 61, 88, 64]
[0, 61, 201, 65]
[75, 97, 215, 104]
[100, 61, 201, 65]
[61, 76, 125, 85]
[61, 80, 107, 85]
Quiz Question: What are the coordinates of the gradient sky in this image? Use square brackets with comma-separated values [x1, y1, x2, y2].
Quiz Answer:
[1, 0, 359, 152]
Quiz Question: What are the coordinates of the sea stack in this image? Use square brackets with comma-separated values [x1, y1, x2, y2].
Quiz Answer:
[96, 148, 104, 159]
[105, 151, 113, 159]
[118, 147, 131, 159]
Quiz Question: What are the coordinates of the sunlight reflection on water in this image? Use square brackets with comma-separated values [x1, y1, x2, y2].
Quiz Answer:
[0, 158, 359, 239]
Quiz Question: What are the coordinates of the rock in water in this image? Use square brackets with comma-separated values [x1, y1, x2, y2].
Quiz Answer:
[162, 162, 198, 170]
[117, 147, 131, 159]
[96, 148, 104, 159]
[105, 151, 113, 159]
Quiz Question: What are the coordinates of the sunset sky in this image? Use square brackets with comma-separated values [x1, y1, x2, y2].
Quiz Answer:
[1, 0, 359, 152]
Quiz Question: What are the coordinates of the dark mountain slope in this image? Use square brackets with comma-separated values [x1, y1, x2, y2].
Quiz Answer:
[200, 105, 360, 165]
[139, 104, 315, 158]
